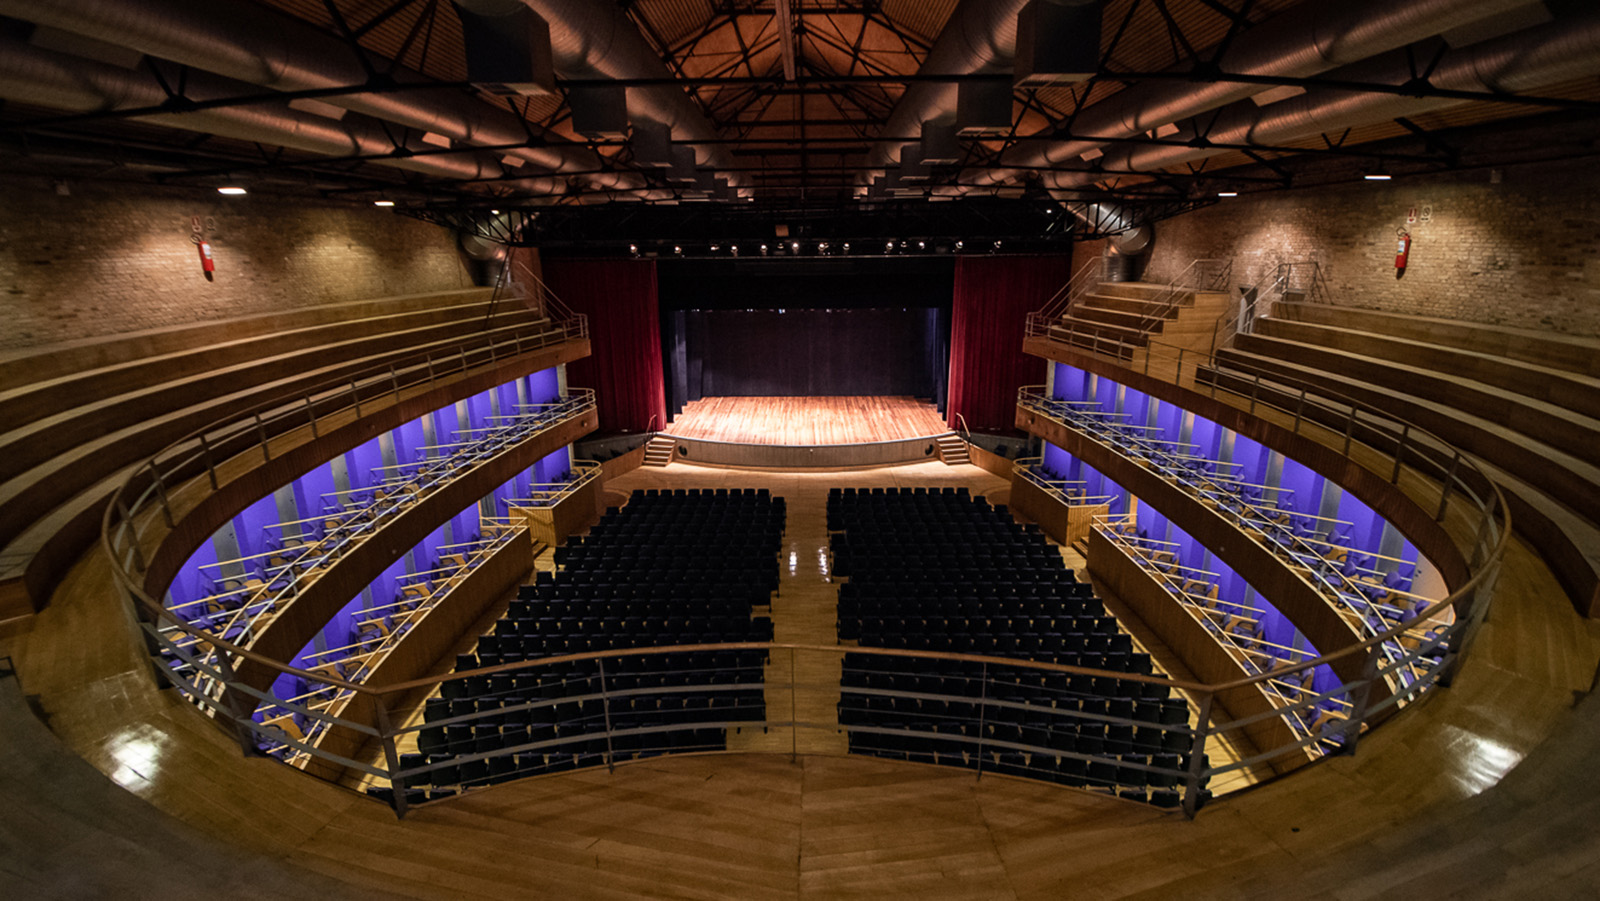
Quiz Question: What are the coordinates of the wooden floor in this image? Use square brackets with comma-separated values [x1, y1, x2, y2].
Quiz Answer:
[6, 461, 1600, 898]
[668, 396, 949, 445]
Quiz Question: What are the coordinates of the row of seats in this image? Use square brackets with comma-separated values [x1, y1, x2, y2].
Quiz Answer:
[832, 490, 1201, 804]
[382, 490, 784, 800]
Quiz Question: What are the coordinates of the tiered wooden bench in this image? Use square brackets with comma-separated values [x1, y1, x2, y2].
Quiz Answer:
[1205, 302, 1600, 616]
[0, 289, 570, 627]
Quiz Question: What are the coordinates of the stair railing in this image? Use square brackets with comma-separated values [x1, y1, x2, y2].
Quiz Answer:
[1024, 259, 1104, 339]
[1127, 257, 1233, 338]
[1207, 260, 1327, 356]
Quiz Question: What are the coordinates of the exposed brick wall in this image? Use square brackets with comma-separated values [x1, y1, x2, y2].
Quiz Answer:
[0, 177, 473, 351]
[1135, 158, 1600, 336]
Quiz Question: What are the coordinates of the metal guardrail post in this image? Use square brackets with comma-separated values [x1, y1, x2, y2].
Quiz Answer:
[974, 661, 989, 779]
[212, 651, 261, 758]
[305, 396, 319, 439]
[1390, 424, 1410, 483]
[1343, 408, 1358, 457]
[351, 379, 362, 418]
[114, 497, 147, 572]
[598, 659, 616, 773]
[1335, 641, 1386, 758]
[372, 695, 409, 820]
[1435, 453, 1462, 522]
[254, 413, 271, 461]
[198, 433, 219, 490]
[150, 468, 175, 529]
[1181, 693, 1214, 819]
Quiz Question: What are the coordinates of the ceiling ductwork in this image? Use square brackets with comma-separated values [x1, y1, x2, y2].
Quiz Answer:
[1042, 6, 1600, 194]
[857, 0, 1032, 184]
[514, 0, 742, 186]
[968, 0, 1549, 190]
[0, 36, 544, 189]
[0, 0, 651, 196]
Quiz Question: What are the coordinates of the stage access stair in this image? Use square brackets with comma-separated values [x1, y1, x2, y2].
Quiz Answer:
[642, 435, 676, 467]
[935, 433, 970, 466]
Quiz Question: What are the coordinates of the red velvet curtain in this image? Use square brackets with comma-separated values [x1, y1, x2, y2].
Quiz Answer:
[947, 254, 1073, 434]
[541, 258, 668, 435]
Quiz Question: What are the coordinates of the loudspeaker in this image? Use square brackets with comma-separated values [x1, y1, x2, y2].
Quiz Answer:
[1014, 0, 1102, 87]
[569, 84, 630, 140]
[956, 80, 1013, 135]
[452, 1, 555, 96]
[920, 120, 961, 166]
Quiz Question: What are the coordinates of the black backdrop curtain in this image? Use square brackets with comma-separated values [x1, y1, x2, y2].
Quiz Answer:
[541, 258, 668, 434]
[664, 308, 947, 414]
[946, 254, 1073, 434]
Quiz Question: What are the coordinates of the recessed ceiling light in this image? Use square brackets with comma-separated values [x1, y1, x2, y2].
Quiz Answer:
[373, 200, 395, 206]
[217, 186, 247, 195]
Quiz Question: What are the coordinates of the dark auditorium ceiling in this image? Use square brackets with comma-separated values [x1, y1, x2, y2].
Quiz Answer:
[1, 0, 1597, 247]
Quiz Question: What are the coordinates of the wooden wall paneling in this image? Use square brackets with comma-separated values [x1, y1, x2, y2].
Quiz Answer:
[1021, 337, 1469, 590]
[1008, 475, 1070, 545]
[139, 339, 589, 604]
[309, 529, 534, 780]
[233, 409, 596, 696]
[1020, 407, 1368, 685]
[512, 475, 601, 548]
[1089, 527, 1309, 774]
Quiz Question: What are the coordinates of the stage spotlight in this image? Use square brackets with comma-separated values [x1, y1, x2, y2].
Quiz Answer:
[992, 239, 1003, 250]
[954, 240, 964, 250]
[628, 243, 639, 257]
[842, 242, 850, 253]
[490, 209, 500, 214]
[760, 243, 769, 255]
[818, 242, 829, 253]
[917, 240, 926, 250]
[710, 243, 721, 252]
[885, 241, 894, 252]
[731, 244, 739, 256]
[673, 245, 683, 255]
[791, 241, 800, 252]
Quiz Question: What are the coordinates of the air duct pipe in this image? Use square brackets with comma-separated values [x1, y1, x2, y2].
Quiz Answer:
[856, 0, 1032, 182]
[0, 0, 646, 196]
[1042, 7, 1600, 192]
[0, 37, 534, 187]
[514, 0, 744, 186]
[969, 0, 1547, 189]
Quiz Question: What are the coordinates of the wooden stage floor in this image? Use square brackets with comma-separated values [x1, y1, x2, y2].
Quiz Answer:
[666, 396, 948, 445]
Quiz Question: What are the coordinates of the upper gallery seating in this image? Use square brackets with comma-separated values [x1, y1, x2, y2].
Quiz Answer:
[0, 287, 570, 622]
[384, 488, 784, 801]
[1213, 301, 1600, 615]
[829, 487, 1199, 808]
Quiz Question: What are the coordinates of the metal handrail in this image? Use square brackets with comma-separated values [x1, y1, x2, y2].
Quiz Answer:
[1013, 365, 1507, 704]
[1024, 257, 1232, 354]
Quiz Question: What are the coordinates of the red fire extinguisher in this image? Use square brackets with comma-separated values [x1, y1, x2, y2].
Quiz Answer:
[192, 233, 216, 281]
[1395, 230, 1412, 272]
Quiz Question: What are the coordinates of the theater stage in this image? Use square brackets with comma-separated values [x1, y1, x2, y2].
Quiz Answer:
[661, 396, 952, 468]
